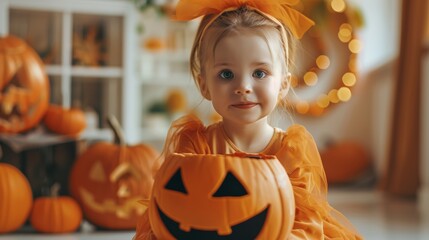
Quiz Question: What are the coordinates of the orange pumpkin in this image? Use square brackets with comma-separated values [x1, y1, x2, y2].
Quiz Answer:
[143, 37, 165, 52]
[30, 184, 82, 233]
[321, 141, 371, 184]
[0, 35, 50, 133]
[69, 116, 160, 229]
[0, 163, 33, 233]
[43, 104, 87, 136]
[149, 153, 295, 240]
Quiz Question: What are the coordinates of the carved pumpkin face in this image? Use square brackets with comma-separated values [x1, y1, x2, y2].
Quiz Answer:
[69, 142, 160, 230]
[0, 35, 49, 133]
[149, 153, 295, 240]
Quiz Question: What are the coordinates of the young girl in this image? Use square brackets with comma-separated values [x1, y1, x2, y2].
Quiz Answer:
[135, 0, 362, 239]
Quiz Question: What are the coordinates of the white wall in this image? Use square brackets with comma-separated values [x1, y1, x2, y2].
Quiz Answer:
[348, 0, 401, 70]
[280, 0, 401, 179]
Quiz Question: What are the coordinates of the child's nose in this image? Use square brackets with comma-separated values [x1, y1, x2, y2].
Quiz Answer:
[234, 78, 252, 95]
[234, 88, 252, 95]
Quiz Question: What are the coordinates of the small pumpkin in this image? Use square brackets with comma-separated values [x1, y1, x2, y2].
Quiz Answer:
[0, 35, 50, 133]
[149, 153, 295, 240]
[30, 184, 82, 233]
[69, 116, 160, 229]
[321, 141, 371, 184]
[166, 89, 187, 114]
[143, 37, 165, 52]
[0, 163, 33, 233]
[43, 104, 87, 136]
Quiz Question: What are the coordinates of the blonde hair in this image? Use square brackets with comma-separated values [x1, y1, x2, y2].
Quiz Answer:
[190, 6, 298, 103]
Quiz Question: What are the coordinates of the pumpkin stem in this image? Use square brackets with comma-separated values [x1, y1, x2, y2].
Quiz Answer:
[107, 115, 126, 146]
[51, 183, 61, 197]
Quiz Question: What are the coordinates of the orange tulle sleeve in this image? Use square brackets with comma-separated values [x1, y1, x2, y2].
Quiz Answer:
[133, 211, 157, 240]
[276, 125, 362, 240]
[161, 114, 210, 156]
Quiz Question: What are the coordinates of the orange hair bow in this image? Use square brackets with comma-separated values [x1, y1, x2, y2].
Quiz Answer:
[174, 0, 314, 39]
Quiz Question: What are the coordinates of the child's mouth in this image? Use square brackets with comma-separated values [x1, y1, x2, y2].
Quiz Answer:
[231, 103, 258, 109]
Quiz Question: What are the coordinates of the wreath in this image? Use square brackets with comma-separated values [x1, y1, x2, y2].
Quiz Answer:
[288, 0, 364, 116]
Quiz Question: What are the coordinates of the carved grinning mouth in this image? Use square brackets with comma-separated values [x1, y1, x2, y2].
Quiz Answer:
[156, 201, 269, 240]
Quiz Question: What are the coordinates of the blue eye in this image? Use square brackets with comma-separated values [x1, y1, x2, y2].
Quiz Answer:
[219, 70, 234, 79]
[253, 70, 267, 79]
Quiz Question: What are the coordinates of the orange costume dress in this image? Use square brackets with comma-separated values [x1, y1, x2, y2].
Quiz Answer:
[135, 115, 362, 240]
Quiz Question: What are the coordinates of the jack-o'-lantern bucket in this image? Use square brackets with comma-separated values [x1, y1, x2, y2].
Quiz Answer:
[149, 153, 295, 239]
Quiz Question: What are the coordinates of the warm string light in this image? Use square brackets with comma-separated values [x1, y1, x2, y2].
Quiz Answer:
[331, 0, 346, 12]
[289, 0, 361, 116]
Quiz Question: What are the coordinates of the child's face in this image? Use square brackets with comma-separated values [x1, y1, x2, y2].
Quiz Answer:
[200, 31, 286, 125]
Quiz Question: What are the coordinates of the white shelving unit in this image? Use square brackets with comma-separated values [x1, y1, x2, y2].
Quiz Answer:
[0, 0, 141, 143]
[136, 15, 203, 146]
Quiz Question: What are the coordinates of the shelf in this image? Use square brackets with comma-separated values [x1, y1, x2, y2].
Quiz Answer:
[139, 126, 169, 142]
[146, 50, 190, 62]
[139, 51, 191, 87]
[1, 0, 140, 143]
[45, 65, 64, 75]
[80, 128, 113, 142]
[71, 66, 123, 78]
[46, 65, 123, 78]
[7, 0, 133, 16]
[141, 73, 193, 86]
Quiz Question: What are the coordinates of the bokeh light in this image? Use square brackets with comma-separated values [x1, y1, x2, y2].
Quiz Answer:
[331, 0, 346, 12]
[349, 39, 362, 53]
[304, 71, 318, 86]
[316, 55, 331, 69]
[342, 72, 357, 87]
[338, 87, 352, 102]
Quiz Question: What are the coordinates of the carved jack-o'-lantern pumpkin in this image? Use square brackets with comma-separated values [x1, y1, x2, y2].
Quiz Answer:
[149, 153, 295, 240]
[0, 35, 49, 133]
[69, 116, 160, 229]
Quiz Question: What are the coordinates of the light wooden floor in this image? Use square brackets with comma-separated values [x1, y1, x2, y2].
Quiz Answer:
[329, 189, 428, 240]
[1, 189, 427, 240]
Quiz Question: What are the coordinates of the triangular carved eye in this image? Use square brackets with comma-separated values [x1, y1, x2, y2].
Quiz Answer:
[89, 161, 106, 182]
[213, 171, 248, 197]
[165, 168, 188, 194]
